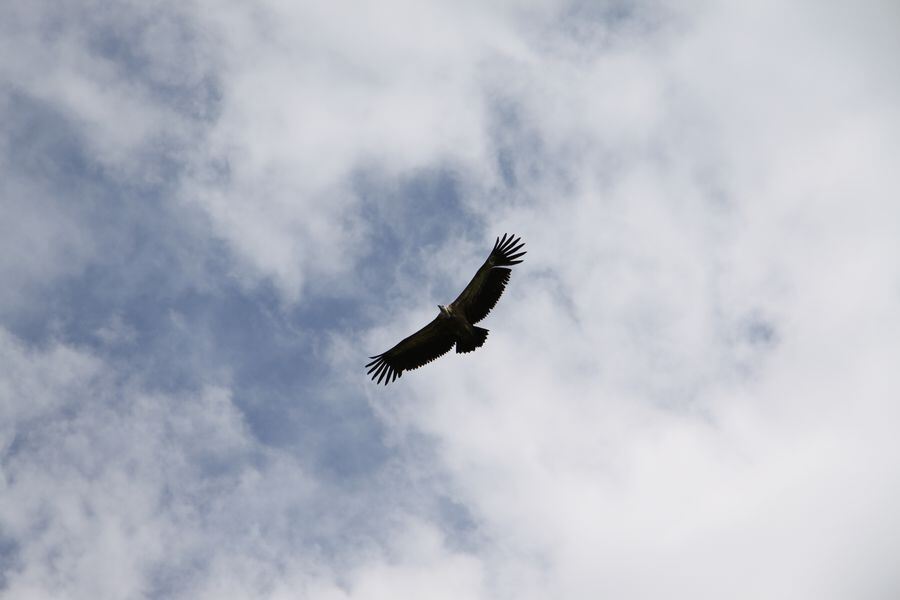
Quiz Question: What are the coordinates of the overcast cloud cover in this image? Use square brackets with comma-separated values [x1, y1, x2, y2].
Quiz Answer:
[2, 0, 900, 598]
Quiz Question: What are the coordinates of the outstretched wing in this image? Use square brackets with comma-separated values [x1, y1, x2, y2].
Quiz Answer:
[450, 233, 526, 324]
[365, 316, 456, 385]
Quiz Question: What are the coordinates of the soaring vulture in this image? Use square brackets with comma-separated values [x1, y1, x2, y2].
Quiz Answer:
[366, 234, 526, 385]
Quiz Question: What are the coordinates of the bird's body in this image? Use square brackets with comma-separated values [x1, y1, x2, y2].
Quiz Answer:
[366, 234, 526, 384]
[439, 304, 472, 339]
[439, 303, 487, 354]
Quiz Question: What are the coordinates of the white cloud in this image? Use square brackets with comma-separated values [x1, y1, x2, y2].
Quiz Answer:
[363, 0, 900, 598]
[1, 330, 486, 599]
[3, 0, 900, 598]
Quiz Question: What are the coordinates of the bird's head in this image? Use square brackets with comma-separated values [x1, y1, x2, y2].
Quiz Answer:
[438, 304, 451, 317]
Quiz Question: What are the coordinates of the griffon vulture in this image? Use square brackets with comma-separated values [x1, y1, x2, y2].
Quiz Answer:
[366, 234, 526, 384]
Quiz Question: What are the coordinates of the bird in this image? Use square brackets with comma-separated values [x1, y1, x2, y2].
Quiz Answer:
[366, 234, 526, 385]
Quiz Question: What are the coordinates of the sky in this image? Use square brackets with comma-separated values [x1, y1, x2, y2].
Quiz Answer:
[1, 0, 900, 598]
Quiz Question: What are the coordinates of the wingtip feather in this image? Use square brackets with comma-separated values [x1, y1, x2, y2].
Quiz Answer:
[499, 237, 520, 254]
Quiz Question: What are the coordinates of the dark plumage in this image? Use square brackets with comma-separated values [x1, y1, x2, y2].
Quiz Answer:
[366, 234, 526, 384]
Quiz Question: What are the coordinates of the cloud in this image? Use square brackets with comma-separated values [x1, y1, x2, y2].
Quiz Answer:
[0, 329, 486, 598]
[2, 0, 900, 598]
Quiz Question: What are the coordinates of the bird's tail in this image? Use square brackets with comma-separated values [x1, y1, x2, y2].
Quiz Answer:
[456, 327, 489, 354]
